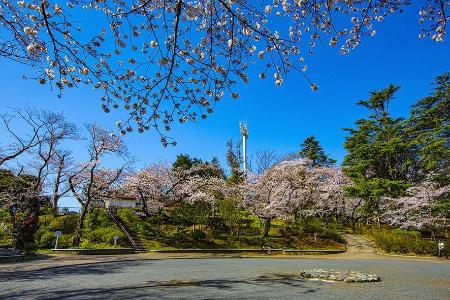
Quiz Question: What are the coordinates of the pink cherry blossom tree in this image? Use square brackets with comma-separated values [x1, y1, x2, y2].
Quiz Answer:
[381, 180, 450, 236]
[313, 167, 364, 223]
[244, 158, 362, 236]
[1, 1, 447, 143]
[244, 159, 323, 236]
[122, 162, 225, 217]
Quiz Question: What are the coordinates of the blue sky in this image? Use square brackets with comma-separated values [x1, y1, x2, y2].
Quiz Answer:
[1, 3, 449, 186]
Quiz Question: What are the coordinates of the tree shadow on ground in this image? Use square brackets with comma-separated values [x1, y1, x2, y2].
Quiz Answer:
[0, 259, 152, 283]
[1, 272, 327, 299]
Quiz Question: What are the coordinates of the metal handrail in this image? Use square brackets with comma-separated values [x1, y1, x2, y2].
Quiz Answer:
[107, 209, 144, 250]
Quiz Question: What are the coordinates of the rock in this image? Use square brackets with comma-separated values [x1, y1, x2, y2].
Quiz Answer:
[299, 271, 312, 278]
[299, 269, 381, 283]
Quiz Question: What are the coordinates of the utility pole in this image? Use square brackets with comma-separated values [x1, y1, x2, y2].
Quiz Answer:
[240, 122, 248, 172]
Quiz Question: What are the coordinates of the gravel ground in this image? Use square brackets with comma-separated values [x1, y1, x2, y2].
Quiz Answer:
[1, 256, 449, 299]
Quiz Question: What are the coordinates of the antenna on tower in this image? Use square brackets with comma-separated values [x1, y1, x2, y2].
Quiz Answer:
[239, 122, 248, 172]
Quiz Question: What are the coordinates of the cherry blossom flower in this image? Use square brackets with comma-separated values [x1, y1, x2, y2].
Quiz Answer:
[0, 0, 446, 144]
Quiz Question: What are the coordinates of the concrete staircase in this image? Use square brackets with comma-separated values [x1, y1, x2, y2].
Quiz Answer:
[107, 209, 146, 252]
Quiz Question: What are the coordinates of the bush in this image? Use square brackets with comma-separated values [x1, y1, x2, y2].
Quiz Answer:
[86, 209, 115, 230]
[173, 230, 188, 239]
[84, 227, 126, 245]
[118, 208, 141, 230]
[300, 218, 324, 234]
[284, 218, 345, 244]
[0, 223, 13, 248]
[168, 202, 210, 230]
[279, 225, 302, 237]
[0, 209, 10, 223]
[39, 231, 56, 248]
[320, 229, 346, 244]
[239, 218, 259, 235]
[391, 228, 421, 237]
[39, 213, 56, 227]
[369, 228, 441, 255]
[57, 234, 74, 248]
[48, 215, 78, 233]
[136, 221, 163, 239]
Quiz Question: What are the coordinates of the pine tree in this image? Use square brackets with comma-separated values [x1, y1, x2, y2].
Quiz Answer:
[173, 154, 196, 170]
[407, 73, 450, 184]
[342, 85, 414, 220]
[299, 136, 336, 167]
[226, 139, 243, 183]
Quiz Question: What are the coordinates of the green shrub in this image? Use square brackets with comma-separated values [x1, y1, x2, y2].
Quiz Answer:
[86, 209, 101, 230]
[370, 228, 440, 255]
[300, 218, 324, 234]
[85, 227, 125, 245]
[86, 209, 115, 230]
[168, 202, 210, 230]
[391, 228, 421, 237]
[279, 225, 302, 237]
[35, 227, 49, 242]
[173, 230, 188, 239]
[118, 208, 141, 230]
[136, 221, 163, 239]
[0, 209, 10, 222]
[238, 235, 265, 247]
[284, 218, 345, 244]
[50, 234, 73, 249]
[40, 207, 54, 216]
[39, 231, 56, 248]
[79, 241, 122, 249]
[37, 228, 73, 249]
[0, 225, 12, 248]
[49, 215, 78, 233]
[39, 213, 56, 227]
[320, 229, 346, 244]
[207, 215, 228, 232]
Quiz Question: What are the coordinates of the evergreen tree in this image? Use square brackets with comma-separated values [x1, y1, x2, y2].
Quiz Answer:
[173, 154, 225, 179]
[406, 73, 450, 221]
[226, 139, 243, 183]
[299, 136, 336, 167]
[0, 169, 40, 251]
[407, 73, 450, 184]
[342, 85, 414, 220]
[209, 157, 226, 179]
[173, 154, 197, 170]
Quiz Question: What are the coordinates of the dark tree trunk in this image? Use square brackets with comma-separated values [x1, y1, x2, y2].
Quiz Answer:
[262, 219, 272, 237]
[138, 191, 151, 218]
[52, 195, 60, 214]
[73, 202, 89, 246]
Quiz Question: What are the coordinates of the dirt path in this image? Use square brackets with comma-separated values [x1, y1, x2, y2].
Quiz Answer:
[342, 234, 377, 254]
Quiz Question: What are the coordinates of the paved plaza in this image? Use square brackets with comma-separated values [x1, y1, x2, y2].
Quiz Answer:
[1, 253, 449, 299]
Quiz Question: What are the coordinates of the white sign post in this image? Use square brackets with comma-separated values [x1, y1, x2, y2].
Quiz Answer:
[114, 236, 120, 246]
[54, 231, 62, 249]
[313, 232, 319, 242]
